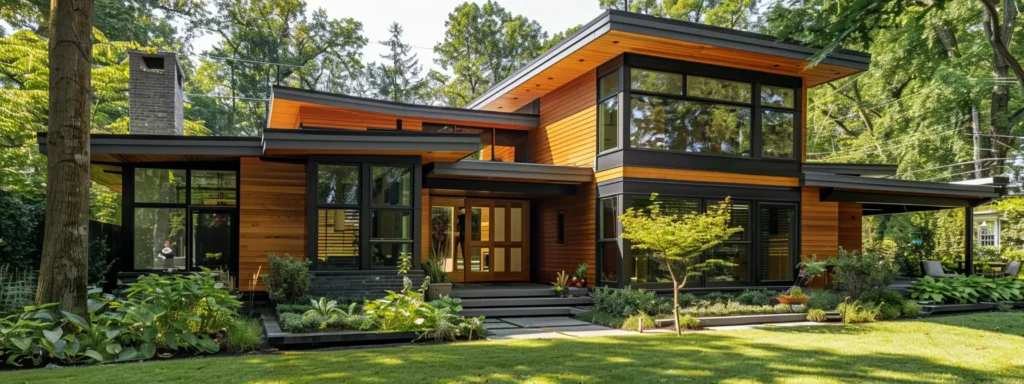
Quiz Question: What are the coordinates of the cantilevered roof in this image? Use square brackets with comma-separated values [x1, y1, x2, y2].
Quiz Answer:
[37, 132, 263, 160]
[270, 86, 539, 129]
[467, 10, 871, 112]
[261, 128, 483, 162]
[804, 172, 1004, 215]
[425, 160, 594, 184]
[803, 163, 898, 177]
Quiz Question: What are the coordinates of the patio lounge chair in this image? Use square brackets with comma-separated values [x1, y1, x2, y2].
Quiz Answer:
[998, 261, 1020, 278]
[923, 260, 957, 278]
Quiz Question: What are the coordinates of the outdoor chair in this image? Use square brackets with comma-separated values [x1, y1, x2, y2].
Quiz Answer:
[923, 260, 957, 278]
[999, 261, 1020, 278]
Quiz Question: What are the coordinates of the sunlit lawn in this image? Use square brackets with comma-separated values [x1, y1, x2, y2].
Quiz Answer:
[3, 312, 1023, 383]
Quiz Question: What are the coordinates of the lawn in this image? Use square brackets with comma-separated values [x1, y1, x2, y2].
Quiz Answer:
[3, 312, 1023, 383]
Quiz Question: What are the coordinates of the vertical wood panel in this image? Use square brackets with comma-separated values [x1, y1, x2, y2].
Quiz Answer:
[838, 202, 863, 252]
[535, 183, 597, 283]
[800, 187, 839, 259]
[532, 69, 598, 166]
[239, 157, 306, 291]
[421, 189, 431, 262]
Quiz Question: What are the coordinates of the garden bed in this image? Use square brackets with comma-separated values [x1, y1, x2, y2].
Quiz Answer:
[654, 312, 817, 328]
[262, 313, 419, 347]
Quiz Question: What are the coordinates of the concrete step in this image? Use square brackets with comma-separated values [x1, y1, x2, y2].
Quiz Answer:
[450, 287, 555, 299]
[460, 296, 594, 308]
[460, 306, 590, 318]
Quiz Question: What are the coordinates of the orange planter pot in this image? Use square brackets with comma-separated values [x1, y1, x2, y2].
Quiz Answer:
[776, 296, 809, 305]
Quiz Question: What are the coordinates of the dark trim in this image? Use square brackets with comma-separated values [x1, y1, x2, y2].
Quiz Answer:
[596, 149, 800, 176]
[466, 9, 869, 109]
[803, 172, 1001, 198]
[262, 128, 482, 153]
[423, 178, 578, 196]
[37, 132, 262, 156]
[803, 163, 899, 177]
[627, 53, 802, 88]
[273, 86, 539, 127]
[425, 160, 593, 184]
[819, 188, 976, 208]
[965, 207, 974, 275]
[598, 178, 801, 201]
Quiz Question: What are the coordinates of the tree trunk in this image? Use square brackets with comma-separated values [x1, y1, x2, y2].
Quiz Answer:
[36, 0, 93, 317]
[666, 259, 681, 336]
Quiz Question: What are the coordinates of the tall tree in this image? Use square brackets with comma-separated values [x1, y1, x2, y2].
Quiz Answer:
[433, 1, 549, 107]
[194, 0, 367, 135]
[1, 0, 200, 46]
[36, 0, 93, 316]
[367, 22, 429, 103]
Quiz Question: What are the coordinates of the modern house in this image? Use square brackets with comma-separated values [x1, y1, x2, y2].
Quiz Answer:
[38, 11, 1005, 300]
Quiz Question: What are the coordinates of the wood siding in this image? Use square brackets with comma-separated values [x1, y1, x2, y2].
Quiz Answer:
[801, 187, 862, 260]
[534, 183, 597, 284]
[596, 166, 800, 187]
[239, 157, 306, 291]
[532, 69, 597, 167]
[268, 100, 534, 131]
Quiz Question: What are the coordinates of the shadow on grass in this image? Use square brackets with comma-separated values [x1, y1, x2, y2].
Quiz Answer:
[917, 311, 1024, 338]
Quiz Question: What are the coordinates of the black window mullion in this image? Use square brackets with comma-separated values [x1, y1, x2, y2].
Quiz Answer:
[360, 163, 371, 270]
[752, 83, 763, 160]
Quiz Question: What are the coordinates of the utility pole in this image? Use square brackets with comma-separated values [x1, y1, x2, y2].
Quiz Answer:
[972, 106, 982, 179]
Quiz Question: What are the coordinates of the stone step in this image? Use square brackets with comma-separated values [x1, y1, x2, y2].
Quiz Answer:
[460, 306, 590, 318]
[460, 296, 593, 308]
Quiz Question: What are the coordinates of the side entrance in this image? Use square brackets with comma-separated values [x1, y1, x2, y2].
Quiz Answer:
[429, 197, 530, 283]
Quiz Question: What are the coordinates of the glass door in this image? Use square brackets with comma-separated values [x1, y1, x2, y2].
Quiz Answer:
[465, 199, 529, 282]
[191, 209, 234, 271]
[430, 197, 465, 283]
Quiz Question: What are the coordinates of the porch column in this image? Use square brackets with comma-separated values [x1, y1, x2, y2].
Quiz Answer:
[965, 206, 974, 275]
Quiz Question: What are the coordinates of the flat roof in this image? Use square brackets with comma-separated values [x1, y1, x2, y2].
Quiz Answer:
[425, 160, 594, 184]
[467, 10, 871, 111]
[37, 132, 263, 156]
[803, 172, 1002, 199]
[272, 86, 539, 128]
[803, 163, 899, 177]
[262, 128, 483, 153]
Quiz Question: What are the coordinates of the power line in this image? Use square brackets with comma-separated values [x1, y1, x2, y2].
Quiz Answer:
[808, 117, 967, 157]
[922, 167, 1001, 182]
[888, 158, 1009, 179]
[185, 93, 269, 101]
[807, 72, 866, 108]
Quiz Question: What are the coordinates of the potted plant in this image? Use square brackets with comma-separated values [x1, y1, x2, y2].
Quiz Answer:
[425, 214, 454, 300]
[798, 255, 828, 286]
[553, 271, 570, 297]
[573, 263, 589, 287]
[776, 287, 809, 305]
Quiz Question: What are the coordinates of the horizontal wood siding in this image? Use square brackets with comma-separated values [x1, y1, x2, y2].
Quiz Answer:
[535, 182, 597, 284]
[239, 157, 306, 291]
[596, 166, 800, 187]
[533, 69, 597, 167]
[801, 187, 839, 260]
[838, 202, 863, 253]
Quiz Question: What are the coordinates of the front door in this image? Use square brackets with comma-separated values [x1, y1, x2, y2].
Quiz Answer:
[465, 199, 529, 282]
[428, 198, 529, 283]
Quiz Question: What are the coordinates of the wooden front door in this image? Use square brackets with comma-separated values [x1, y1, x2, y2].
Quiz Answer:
[464, 199, 530, 282]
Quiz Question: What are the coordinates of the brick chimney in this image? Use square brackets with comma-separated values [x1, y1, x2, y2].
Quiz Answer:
[128, 51, 184, 135]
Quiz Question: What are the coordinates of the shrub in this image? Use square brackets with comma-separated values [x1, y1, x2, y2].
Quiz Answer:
[576, 309, 626, 328]
[261, 253, 310, 304]
[679, 302, 794, 317]
[700, 292, 735, 305]
[677, 293, 698, 308]
[417, 297, 485, 341]
[805, 290, 844, 311]
[735, 289, 780, 306]
[621, 313, 656, 332]
[911, 275, 1024, 304]
[806, 309, 828, 322]
[278, 312, 351, 333]
[837, 300, 881, 324]
[422, 258, 450, 284]
[120, 271, 241, 337]
[591, 287, 662, 317]
[860, 290, 907, 320]
[678, 315, 701, 330]
[830, 248, 898, 300]
[225, 318, 263, 353]
[276, 303, 315, 315]
[902, 301, 922, 318]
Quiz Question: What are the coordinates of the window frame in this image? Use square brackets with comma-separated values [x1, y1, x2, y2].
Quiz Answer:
[122, 161, 240, 276]
[307, 156, 421, 272]
[596, 64, 624, 155]
[756, 202, 799, 284]
[597, 196, 622, 287]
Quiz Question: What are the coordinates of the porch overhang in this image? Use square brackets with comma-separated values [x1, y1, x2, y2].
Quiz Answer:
[804, 172, 1004, 215]
[261, 128, 482, 162]
[424, 160, 594, 196]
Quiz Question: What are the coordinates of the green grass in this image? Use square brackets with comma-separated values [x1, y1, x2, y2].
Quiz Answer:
[4, 312, 1024, 383]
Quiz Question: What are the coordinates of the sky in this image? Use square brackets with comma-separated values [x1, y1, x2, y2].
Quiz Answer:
[191, 0, 604, 73]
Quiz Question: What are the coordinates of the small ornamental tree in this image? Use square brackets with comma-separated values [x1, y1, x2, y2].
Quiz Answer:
[619, 194, 742, 335]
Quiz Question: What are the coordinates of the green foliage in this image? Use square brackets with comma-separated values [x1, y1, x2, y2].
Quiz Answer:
[574, 263, 589, 280]
[576, 309, 626, 328]
[601, 0, 758, 31]
[806, 289, 845, 311]
[735, 289, 781, 306]
[0, 193, 44, 269]
[677, 293, 698, 308]
[367, 23, 429, 103]
[225, 318, 263, 353]
[860, 290, 908, 320]
[806, 309, 828, 322]
[902, 301, 922, 318]
[277, 312, 351, 333]
[678, 302, 795, 318]
[910, 275, 1024, 304]
[838, 300, 881, 324]
[699, 292, 736, 305]
[830, 248, 899, 300]
[261, 253, 311, 304]
[276, 303, 315, 315]
[996, 302, 1014, 312]
[591, 287, 662, 317]
[417, 297, 485, 341]
[677, 315, 701, 330]
[798, 256, 828, 280]
[786, 288, 806, 298]
[621, 313, 656, 332]
[423, 258, 451, 284]
[0, 264, 36, 315]
[995, 198, 1024, 250]
[303, 298, 351, 318]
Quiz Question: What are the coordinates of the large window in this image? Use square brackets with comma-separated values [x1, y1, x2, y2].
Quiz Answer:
[598, 197, 619, 284]
[130, 167, 237, 272]
[760, 205, 796, 281]
[628, 197, 700, 284]
[619, 63, 796, 160]
[312, 161, 418, 271]
[598, 70, 620, 152]
[706, 200, 751, 285]
[423, 123, 529, 162]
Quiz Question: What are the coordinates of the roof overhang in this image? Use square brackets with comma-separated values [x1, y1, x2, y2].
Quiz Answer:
[262, 128, 482, 161]
[804, 172, 1004, 215]
[802, 163, 898, 177]
[270, 86, 539, 129]
[467, 10, 871, 111]
[425, 160, 594, 184]
[37, 132, 263, 159]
